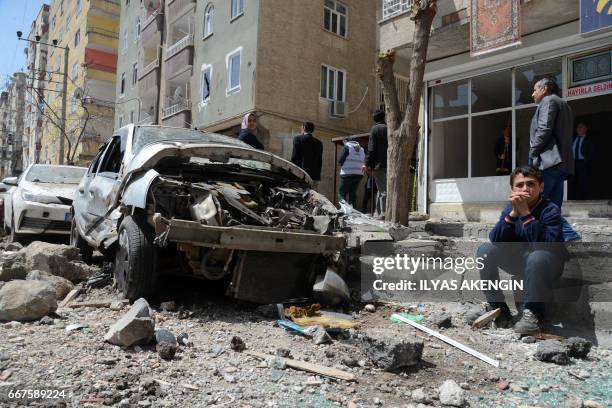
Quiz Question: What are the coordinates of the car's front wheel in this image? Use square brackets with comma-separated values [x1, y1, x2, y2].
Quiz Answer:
[114, 215, 159, 301]
[70, 217, 93, 264]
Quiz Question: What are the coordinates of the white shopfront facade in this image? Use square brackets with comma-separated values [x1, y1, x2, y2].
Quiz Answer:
[420, 20, 612, 219]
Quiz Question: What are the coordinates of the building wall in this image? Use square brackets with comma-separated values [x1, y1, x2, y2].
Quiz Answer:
[190, 0, 260, 130]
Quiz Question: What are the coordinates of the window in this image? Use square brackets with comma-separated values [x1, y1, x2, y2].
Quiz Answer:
[76, 0, 82, 14]
[231, 0, 244, 19]
[134, 16, 140, 42]
[71, 96, 77, 113]
[200, 64, 212, 103]
[320, 65, 345, 102]
[324, 0, 347, 38]
[74, 29, 80, 47]
[72, 62, 78, 80]
[226, 49, 241, 93]
[99, 136, 123, 174]
[122, 29, 128, 52]
[132, 62, 138, 86]
[204, 4, 214, 37]
[120, 72, 125, 96]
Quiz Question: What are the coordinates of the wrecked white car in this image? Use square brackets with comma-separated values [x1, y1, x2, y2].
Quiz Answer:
[71, 125, 346, 303]
[3, 164, 87, 243]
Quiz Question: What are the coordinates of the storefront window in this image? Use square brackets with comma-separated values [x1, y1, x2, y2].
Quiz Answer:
[432, 80, 468, 119]
[514, 58, 562, 106]
[471, 112, 512, 177]
[515, 107, 536, 166]
[471, 70, 512, 113]
[431, 119, 468, 179]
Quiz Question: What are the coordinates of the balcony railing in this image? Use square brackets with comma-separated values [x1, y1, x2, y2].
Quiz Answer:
[143, 9, 161, 30]
[382, 0, 414, 21]
[162, 99, 191, 119]
[165, 34, 194, 60]
[139, 58, 159, 80]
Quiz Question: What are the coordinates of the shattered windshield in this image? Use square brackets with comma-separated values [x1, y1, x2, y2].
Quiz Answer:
[133, 127, 246, 155]
[25, 166, 86, 184]
[189, 157, 271, 171]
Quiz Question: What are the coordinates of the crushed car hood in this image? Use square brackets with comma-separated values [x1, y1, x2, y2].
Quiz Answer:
[124, 142, 313, 185]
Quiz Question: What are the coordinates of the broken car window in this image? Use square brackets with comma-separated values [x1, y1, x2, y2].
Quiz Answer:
[25, 165, 87, 184]
[99, 137, 123, 174]
[133, 127, 247, 155]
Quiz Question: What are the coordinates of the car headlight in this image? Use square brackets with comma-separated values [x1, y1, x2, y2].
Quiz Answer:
[21, 191, 61, 204]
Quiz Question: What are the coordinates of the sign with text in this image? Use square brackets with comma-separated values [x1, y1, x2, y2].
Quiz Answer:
[567, 79, 612, 98]
[470, 0, 521, 57]
[580, 0, 612, 35]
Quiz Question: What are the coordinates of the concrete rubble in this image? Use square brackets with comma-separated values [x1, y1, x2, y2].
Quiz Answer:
[0, 280, 57, 321]
[104, 298, 155, 347]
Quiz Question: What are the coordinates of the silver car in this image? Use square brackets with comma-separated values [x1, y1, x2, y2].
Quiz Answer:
[71, 125, 345, 302]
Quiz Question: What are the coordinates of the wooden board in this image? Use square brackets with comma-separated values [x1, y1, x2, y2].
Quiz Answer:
[471, 308, 501, 330]
[244, 351, 355, 381]
[291, 315, 357, 329]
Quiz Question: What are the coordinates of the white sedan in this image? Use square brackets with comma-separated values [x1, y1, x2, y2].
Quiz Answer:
[3, 164, 87, 243]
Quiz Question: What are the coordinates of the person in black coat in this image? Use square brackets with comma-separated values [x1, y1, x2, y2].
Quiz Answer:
[291, 122, 323, 184]
[569, 122, 593, 200]
[364, 110, 388, 217]
[238, 112, 264, 150]
[494, 125, 512, 175]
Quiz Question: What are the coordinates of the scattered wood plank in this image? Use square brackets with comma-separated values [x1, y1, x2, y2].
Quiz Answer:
[182, 383, 199, 391]
[535, 333, 564, 341]
[58, 288, 80, 308]
[391, 313, 499, 368]
[68, 301, 111, 309]
[471, 308, 501, 330]
[292, 315, 357, 329]
[0, 368, 14, 381]
[244, 351, 355, 381]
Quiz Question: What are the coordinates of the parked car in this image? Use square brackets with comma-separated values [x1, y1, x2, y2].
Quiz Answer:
[72, 125, 346, 302]
[0, 182, 11, 231]
[3, 164, 88, 243]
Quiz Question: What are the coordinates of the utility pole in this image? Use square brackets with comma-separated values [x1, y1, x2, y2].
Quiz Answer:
[59, 45, 69, 165]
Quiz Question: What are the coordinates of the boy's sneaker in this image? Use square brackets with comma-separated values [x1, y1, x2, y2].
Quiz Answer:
[513, 309, 541, 335]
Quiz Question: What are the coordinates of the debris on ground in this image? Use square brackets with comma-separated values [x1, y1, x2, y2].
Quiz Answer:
[358, 328, 424, 371]
[285, 303, 321, 318]
[312, 269, 350, 305]
[0, 280, 57, 321]
[245, 350, 355, 381]
[438, 379, 466, 407]
[104, 298, 155, 347]
[230, 335, 246, 352]
[535, 340, 571, 365]
[155, 329, 178, 360]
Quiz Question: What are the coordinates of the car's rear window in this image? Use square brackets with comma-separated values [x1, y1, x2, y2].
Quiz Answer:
[133, 127, 247, 155]
[25, 166, 87, 184]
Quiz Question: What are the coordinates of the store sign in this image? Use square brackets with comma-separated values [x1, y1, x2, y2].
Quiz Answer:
[580, 0, 612, 35]
[470, 0, 521, 57]
[570, 50, 612, 86]
[567, 79, 612, 98]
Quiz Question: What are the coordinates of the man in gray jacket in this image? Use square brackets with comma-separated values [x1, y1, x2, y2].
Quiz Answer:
[529, 77, 579, 240]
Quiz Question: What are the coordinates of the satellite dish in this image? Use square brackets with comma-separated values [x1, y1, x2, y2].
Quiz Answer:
[73, 87, 84, 99]
[174, 87, 184, 100]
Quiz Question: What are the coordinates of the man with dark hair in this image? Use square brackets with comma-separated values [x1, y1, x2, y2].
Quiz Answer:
[569, 122, 593, 200]
[474, 165, 566, 334]
[291, 121, 323, 187]
[364, 110, 388, 218]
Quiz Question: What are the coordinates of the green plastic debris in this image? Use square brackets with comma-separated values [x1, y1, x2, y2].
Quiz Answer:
[389, 312, 424, 323]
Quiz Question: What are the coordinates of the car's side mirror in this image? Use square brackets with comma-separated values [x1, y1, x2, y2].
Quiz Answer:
[2, 177, 18, 186]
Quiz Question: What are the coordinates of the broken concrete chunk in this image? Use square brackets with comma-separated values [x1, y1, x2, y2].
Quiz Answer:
[18, 241, 98, 283]
[0, 280, 57, 321]
[359, 328, 424, 371]
[534, 340, 570, 365]
[563, 337, 592, 359]
[104, 298, 155, 347]
[155, 329, 178, 360]
[312, 269, 350, 306]
[230, 336, 246, 352]
[26, 270, 74, 300]
[311, 326, 332, 345]
[0, 252, 27, 281]
[438, 379, 466, 407]
[433, 313, 453, 329]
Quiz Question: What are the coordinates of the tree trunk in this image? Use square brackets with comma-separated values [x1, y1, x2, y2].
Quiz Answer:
[379, 0, 437, 225]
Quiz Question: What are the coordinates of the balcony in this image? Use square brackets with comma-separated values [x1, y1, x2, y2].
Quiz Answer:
[90, 0, 120, 17]
[381, 0, 414, 21]
[139, 59, 159, 81]
[165, 34, 194, 61]
[141, 10, 163, 45]
[167, 0, 195, 22]
[162, 99, 191, 119]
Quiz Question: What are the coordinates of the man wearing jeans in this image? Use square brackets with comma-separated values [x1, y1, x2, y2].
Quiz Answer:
[364, 110, 388, 218]
[529, 77, 579, 241]
[476, 166, 566, 334]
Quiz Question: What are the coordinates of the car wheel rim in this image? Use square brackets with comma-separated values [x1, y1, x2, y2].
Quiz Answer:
[115, 229, 130, 292]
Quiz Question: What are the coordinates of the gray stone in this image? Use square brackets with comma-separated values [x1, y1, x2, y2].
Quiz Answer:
[38, 316, 54, 325]
[364, 304, 376, 313]
[521, 336, 536, 344]
[155, 329, 178, 360]
[433, 313, 453, 329]
[0, 280, 57, 321]
[411, 388, 428, 403]
[104, 298, 155, 347]
[312, 327, 332, 345]
[0, 252, 27, 281]
[438, 380, 466, 407]
[534, 340, 570, 365]
[564, 337, 592, 359]
[360, 328, 424, 371]
[312, 269, 350, 305]
[19, 241, 98, 282]
[110, 300, 127, 311]
[564, 397, 584, 408]
[26, 270, 74, 300]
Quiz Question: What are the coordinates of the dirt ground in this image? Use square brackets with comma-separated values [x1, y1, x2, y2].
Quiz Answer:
[1, 267, 610, 408]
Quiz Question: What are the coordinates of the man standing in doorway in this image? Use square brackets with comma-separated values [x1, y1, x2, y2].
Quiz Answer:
[569, 122, 593, 200]
[291, 121, 323, 189]
[364, 110, 388, 218]
[529, 77, 579, 240]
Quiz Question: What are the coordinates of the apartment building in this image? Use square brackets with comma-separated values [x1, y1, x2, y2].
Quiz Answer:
[0, 74, 27, 177]
[379, 0, 612, 219]
[41, 0, 120, 166]
[115, 0, 378, 200]
[23, 4, 51, 168]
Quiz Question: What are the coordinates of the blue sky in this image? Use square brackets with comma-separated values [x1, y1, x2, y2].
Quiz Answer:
[0, 0, 49, 88]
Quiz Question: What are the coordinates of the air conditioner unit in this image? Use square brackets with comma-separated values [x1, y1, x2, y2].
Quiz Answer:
[330, 100, 347, 118]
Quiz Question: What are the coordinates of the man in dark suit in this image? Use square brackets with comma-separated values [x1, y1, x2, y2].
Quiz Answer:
[291, 122, 323, 187]
[529, 77, 579, 241]
[569, 122, 593, 200]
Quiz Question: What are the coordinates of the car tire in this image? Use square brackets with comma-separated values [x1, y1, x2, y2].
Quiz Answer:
[70, 218, 93, 264]
[114, 215, 159, 301]
[9, 212, 23, 244]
